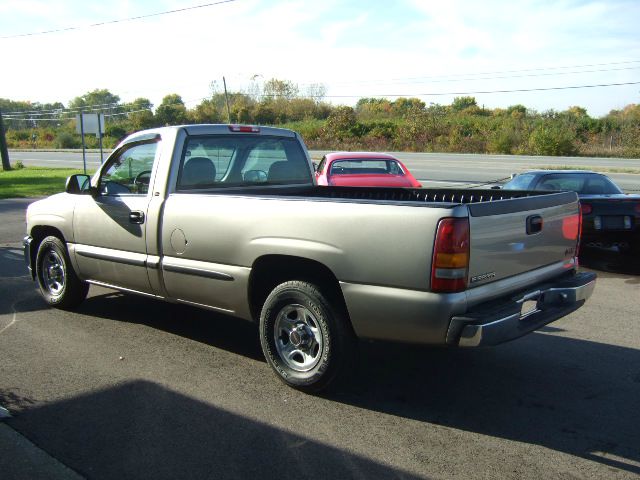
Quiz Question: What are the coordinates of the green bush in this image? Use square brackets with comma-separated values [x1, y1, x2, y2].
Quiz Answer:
[365, 121, 397, 140]
[105, 124, 127, 140]
[55, 132, 80, 149]
[528, 124, 578, 156]
[324, 106, 358, 139]
[488, 128, 518, 154]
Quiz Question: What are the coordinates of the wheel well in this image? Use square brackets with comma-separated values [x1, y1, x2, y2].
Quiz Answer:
[30, 226, 65, 270]
[249, 255, 350, 324]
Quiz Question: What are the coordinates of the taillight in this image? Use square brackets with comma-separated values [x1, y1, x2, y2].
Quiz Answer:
[576, 205, 584, 259]
[431, 218, 470, 293]
[562, 214, 580, 240]
[581, 203, 592, 215]
[228, 125, 260, 133]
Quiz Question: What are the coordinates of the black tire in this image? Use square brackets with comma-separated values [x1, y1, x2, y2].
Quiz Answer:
[259, 280, 357, 393]
[35, 236, 89, 310]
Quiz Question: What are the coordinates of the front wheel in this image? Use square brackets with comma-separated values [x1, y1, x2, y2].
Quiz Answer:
[35, 236, 89, 309]
[259, 280, 356, 393]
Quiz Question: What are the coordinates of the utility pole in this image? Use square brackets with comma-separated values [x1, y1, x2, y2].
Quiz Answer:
[223, 76, 232, 123]
[79, 111, 87, 175]
[0, 109, 11, 171]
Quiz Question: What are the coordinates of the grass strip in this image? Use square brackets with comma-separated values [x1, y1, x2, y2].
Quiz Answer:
[0, 167, 93, 199]
[536, 165, 640, 174]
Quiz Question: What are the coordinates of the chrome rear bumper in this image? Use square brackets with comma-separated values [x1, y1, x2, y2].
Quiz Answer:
[448, 271, 597, 347]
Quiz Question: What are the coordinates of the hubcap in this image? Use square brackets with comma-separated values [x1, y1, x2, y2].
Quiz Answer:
[42, 250, 65, 296]
[274, 304, 323, 372]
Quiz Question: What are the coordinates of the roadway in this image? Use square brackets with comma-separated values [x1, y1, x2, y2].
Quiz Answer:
[1, 198, 639, 479]
[8, 149, 640, 192]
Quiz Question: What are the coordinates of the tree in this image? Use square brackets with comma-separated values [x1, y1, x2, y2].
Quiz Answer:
[69, 89, 122, 116]
[253, 103, 276, 124]
[392, 97, 425, 116]
[128, 98, 155, 130]
[304, 83, 327, 103]
[506, 104, 527, 119]
[355, 98, 392, 120]
[189, 98, 223, 124]
[528, 123, 578, 156]
[451, 96, 478, 112]
[263, 78, 299, 100]
[324, 106, 358, 139]
[155, 94, 187, 125]
[0, 109, 11, 171]
[565, 106, 588, 118]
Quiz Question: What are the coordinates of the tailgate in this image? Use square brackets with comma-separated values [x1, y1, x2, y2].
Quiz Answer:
[467, 191, 579, 286]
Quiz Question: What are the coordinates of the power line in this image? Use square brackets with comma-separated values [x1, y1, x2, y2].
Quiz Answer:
[319, 81, 640, 98]
[3, 101, 128, 116]
[362, 66, 640, 87]
[3, 80, 638, 121]
[1, 0, 240, 39]
[2, 100, 152, 117]
[4, 108, 153, 123]
[308, 60, 640, 88]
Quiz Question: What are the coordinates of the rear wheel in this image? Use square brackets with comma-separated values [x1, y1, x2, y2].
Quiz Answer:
[35, 236, 89, 309]
[259, 280, 356, 393]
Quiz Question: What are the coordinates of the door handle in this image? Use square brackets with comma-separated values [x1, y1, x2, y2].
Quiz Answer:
[129, 211, 145, 224]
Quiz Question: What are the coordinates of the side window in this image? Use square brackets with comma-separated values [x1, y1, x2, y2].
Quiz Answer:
[99, 142, 158, 195]
[388, 161, 403, 175]
[538, 176, 581, 192]
[506, 173, 535, 190]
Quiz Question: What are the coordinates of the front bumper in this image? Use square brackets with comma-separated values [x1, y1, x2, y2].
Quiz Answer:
[23, 235, 34, 278]
[448, 271, 596, 347]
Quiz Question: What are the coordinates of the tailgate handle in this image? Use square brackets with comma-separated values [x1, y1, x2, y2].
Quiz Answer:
[526, 215, 543, 235]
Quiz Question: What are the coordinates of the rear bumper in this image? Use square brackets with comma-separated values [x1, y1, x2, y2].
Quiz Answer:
[580, 230, 639, 255]
[448, 271, 596, 347]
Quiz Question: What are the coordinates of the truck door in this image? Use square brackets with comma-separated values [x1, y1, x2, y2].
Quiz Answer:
[72, 139, 160, 294]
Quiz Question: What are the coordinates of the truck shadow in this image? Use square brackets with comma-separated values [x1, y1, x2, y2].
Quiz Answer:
[580, 255, 640, 276]
[5, 381, 421, 480]
[0, 246, 50, 317]
[333, 335, 640, 475]
[78, 290, 265, 362]
[73, 290, 640, 475]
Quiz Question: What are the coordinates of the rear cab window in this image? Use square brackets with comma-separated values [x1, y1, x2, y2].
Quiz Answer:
[176, 135, 311, 190]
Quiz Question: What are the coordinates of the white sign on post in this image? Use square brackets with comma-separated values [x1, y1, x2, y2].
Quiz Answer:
[75, 113, 105, 137]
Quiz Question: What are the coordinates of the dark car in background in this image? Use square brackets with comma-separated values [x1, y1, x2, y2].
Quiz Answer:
[502, 170, 640, 269]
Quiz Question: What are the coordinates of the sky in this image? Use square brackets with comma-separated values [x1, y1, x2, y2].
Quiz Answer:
[1, 0, 639, 117]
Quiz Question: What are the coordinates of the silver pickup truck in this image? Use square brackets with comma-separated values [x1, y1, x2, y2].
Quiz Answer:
[24, 124, 596, 391]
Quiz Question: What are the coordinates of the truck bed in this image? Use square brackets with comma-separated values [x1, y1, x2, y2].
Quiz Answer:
[196, 185, 578, 211]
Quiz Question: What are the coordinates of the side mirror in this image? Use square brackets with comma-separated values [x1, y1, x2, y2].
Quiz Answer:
[65, 174, 94, 195]
[312, 162, 318, 172]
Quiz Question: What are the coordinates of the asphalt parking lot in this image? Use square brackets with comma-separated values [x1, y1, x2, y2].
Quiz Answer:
[1, 198, 639, 479]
